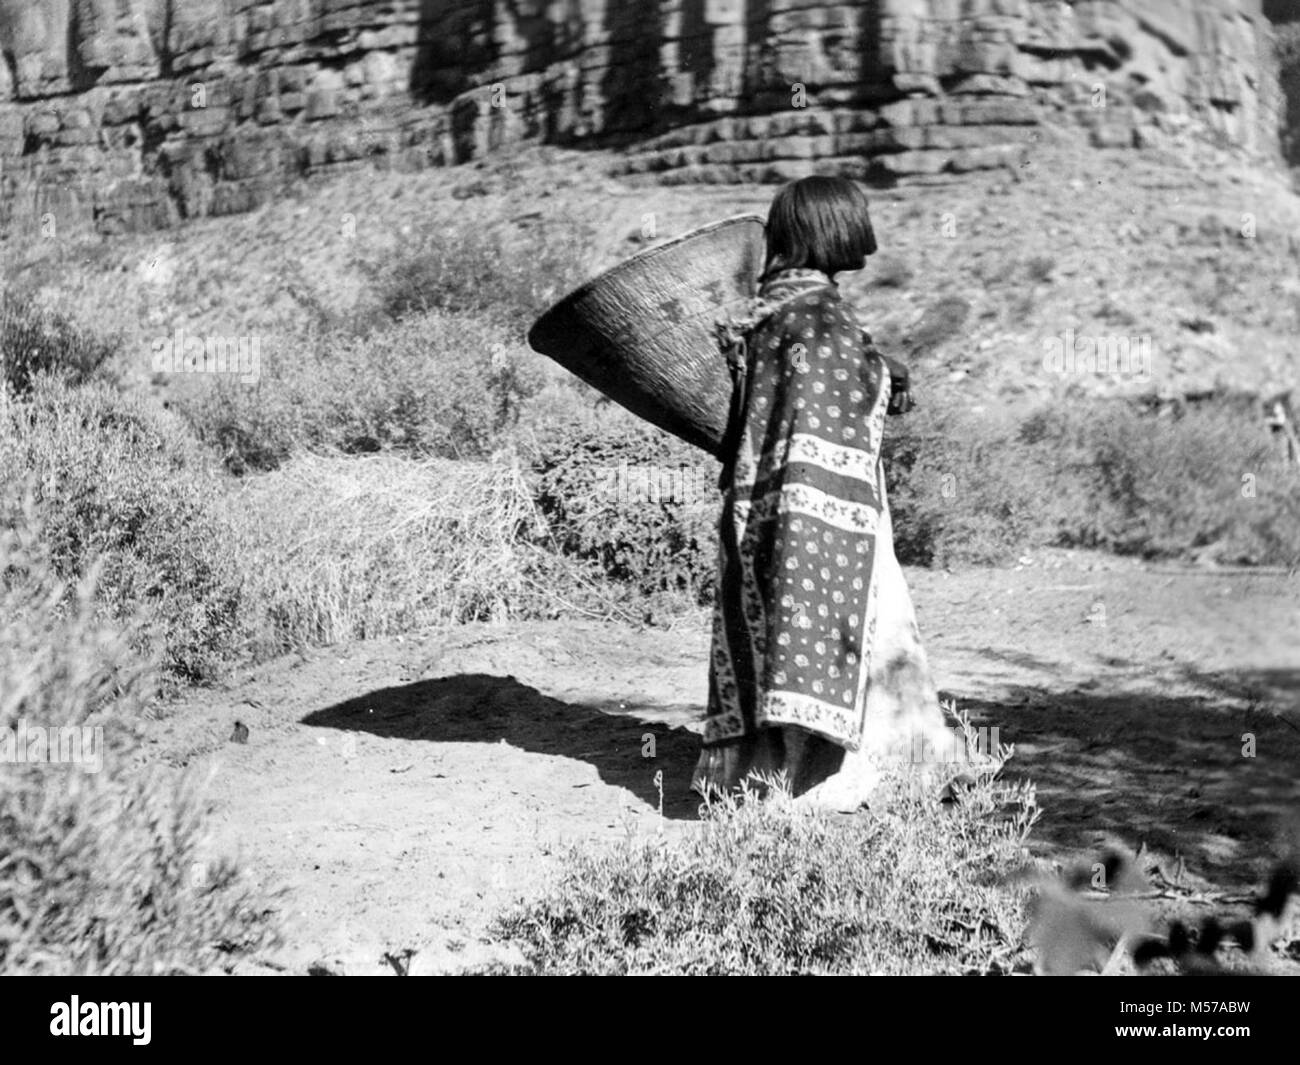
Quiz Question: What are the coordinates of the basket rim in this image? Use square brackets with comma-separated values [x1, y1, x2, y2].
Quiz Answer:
[529, 213, 766, 340]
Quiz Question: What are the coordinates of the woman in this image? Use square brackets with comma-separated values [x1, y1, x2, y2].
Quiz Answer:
[692, 176, 953, 812]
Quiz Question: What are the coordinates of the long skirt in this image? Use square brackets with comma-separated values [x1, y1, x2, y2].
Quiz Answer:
[691, 478, 953, 811]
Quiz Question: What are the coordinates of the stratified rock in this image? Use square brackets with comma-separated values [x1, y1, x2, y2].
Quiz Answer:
[0, 0, 1288, 235]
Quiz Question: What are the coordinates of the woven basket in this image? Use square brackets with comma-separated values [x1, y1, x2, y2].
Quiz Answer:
[527, 214, 765, 457]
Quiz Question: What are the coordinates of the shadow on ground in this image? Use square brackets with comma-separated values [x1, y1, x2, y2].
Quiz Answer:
[952, 671, 1300, 890]
[302, 673, 704, 820]
[302, 666, 1300, 883]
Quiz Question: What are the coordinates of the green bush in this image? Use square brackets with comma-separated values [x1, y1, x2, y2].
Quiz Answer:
[179, 313, 546, 474]
[372, 216, 588, 330]
[0, 292, 119, 396]
[494, 717, 1038, 975]
[0, 378, 246, 681]
[527, 415, 721, 605]
[1026, 397, 1300, 565]
[883, 397, 1045, 567]
[523, 388, 1300, 593]
[0, 502, 278, 974]
[882, 391, 1300, 568]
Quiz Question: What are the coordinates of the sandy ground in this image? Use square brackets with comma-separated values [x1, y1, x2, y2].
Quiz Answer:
[147, 548, 1300, 974]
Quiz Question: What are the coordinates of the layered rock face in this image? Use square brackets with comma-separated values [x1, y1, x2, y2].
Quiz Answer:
[0, 0, 1286, 235]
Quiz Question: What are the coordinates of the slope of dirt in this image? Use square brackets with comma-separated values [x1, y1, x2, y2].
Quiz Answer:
[10, 140, 1300, 407]
[152, 550, 1300, 974]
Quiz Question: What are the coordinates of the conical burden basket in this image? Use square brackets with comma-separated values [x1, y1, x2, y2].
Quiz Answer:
[526, 215, 765, 457]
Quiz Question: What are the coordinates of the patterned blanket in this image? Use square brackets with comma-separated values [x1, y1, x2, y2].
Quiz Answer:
[703, 268, 908, 754]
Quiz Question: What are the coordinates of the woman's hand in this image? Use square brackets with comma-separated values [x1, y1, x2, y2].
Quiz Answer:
[883, 354, 916, 415]
[863, 331, 916, 416]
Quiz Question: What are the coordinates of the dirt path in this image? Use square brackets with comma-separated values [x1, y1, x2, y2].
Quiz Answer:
[153, 550, 1300, 974]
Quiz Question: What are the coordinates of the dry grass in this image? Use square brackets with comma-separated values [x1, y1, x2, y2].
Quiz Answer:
[223, 450, 628, 657]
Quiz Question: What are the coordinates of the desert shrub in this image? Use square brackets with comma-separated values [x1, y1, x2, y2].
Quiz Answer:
[0, 502, 278, 974]
[373, 214, 589, 329]
[525, 385, 1298, 587]
[868, 254, 915, 289]
[0, 378, 246, 681]
[883, 396, 1045, 567]
[1024, 397, 1300, 565]
[507, 371, 608, 449]
[494, 715, 1038, 975]
[881, 391, 1300, 569]
[1024, 254, 1057, 284]
[901, 294, 972, 354]
[527, 415, 722, 606]
[178, 312, 546, 474]
[0, 291, 119, 395]
[525, 389, 1299, 587]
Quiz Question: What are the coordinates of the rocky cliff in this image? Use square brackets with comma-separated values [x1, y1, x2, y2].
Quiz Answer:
[0, 0, 1288, 236]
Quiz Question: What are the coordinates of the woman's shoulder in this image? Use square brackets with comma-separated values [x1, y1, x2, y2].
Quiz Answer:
[766, 285, 862, 338]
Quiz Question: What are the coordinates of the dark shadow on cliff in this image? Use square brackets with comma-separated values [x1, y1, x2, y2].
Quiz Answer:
[404, 0, 908, 174]
[409, 0, 669, 144]
[1266, 0, 1300, 166]
[411, 0, 552, 102]
[302, 672, 703, 819]
[411, 0, 560, 105]
[0, 21, 18, 97]
[596, 0, 667, 141]
[412, 0, 493, 104]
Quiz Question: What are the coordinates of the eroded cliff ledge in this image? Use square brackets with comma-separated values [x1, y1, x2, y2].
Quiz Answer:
[0, 0, 1286, 236]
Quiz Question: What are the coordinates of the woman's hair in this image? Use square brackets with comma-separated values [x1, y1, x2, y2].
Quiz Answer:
[760, 175, 878, 282]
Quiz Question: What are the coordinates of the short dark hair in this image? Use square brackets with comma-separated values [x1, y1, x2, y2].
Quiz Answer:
[761, 176, 878, 282]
